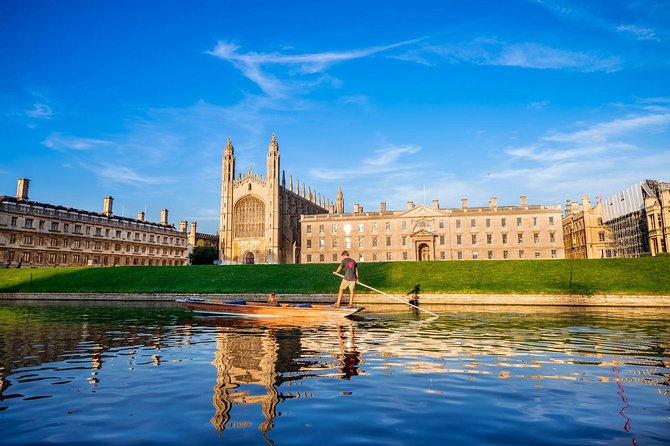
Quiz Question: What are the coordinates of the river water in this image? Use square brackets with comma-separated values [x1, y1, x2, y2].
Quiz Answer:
[0, 301, 668, 445]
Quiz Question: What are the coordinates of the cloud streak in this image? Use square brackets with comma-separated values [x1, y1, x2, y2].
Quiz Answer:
[42, 133, 115, 151]
[309, 144, 421, 180]
[418, 39, 622, 72]
[209, 39, 421, 98]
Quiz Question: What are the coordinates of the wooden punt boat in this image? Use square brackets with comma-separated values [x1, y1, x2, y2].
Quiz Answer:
[176, 297, 364, 318]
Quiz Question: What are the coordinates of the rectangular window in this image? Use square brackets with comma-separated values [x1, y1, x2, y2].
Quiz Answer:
[457, 251, 463, 260]
[359, 237, 364, 248]
[332, 239, 338, 248]
[456, 234, 462, 245]
[518, 233, 523, 243]
[359, 223, 365, 232]
[51, 222, 59, 231]
[307, 254, 312, 263]
[385, 222, 391, 231]
[501, 218, 507, 228]
[551, 250, 557, 258]
[486, 218, 491, 228]
[517, 217, 522, 227]
[386, 252, 392, 261]
[439, 235, 445, 245]
[440, 251, 445, 260]
[471, 234, 477, 244]
[439, 220, 445, 229]
[503, 250, 509, 259]
[533, 217, 538, 226]
[488, 251, 493, 260]
[319, 239, 325, 249]
[386, 236, 391, 247]
[550, 232, 555, 243]
[534, 233, 540, 243]
[502, 233, 508, 244]
[319, 224, 324, 234]
[403, 252, 408, 260]
[95, 227, 102, 236]
[306, 224, 312, 234]
[23, 235, 33, 245]
[402, 235, 407, 246]
[401, 221, 407, 230]
[332, 224, 337, 234]
[456, 219, 461, 229]
[307, 239, 312, 249]
[519, 250, 525, 259]
[333, 254, 338, 262]
[319, 254, 324, 262]
[486, 234, 492, 245]
[535, 251, 541, 258]
[549, 216, 554, 225]
[470, 219, 476, 228]
[372, 236, 378, 247]
[24, 218, 33, 228]
[472, 251, 479, 260]
[598, 232, 605, 242]
[10, 217, 17, 227]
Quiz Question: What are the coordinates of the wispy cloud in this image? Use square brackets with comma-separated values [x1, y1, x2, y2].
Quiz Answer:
[84, 163, 167, 186]
[418, 39, 621, 72]
[616, 25, 659, 41]
[542, 113, 670, 143]
[309, 144, 421, 180]
[26, 103, 54, 119]
[208, 39, 421, 98]
[42, 132, 115, 151]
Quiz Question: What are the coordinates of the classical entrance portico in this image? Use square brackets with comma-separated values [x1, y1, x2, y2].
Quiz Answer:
[411, 227, 436, 261]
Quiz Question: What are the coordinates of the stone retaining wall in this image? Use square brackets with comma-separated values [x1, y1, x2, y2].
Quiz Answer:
[1, 292, 668, 306]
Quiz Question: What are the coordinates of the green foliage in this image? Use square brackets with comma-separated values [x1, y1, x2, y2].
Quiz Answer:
[1, 257, 669, 295]
[188, 246, 218, 265]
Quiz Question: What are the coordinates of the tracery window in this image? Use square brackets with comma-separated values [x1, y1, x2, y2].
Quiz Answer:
[234, 196, 265, 238]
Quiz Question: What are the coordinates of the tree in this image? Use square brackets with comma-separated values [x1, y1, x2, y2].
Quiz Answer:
[189, 245, 218, 265]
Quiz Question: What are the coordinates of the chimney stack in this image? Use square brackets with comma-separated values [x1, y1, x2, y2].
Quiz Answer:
[16, 178, 30, 201]
[407, 201, 414, 210]
[103, 196, 113, 217]
[180, 220, 187, 233]
[432, 199, 439, 209]
[137, 211, 145, 222]
[353, 203, 361, 213]
[520, 195, 527, 206]
[380, 202, 387, 212]
[461, 198, 468, 209]
[489, 196, 497, 208]
[189, 222, 197, 246]
[160, 209, 169, 225]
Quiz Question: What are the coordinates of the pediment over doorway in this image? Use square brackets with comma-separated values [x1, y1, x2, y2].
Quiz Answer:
[398, 204, 447, 218]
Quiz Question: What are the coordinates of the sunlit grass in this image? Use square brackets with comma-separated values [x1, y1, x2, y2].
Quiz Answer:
[0, 257, 668, 295]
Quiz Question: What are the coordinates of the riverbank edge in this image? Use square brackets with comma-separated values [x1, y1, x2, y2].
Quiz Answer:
[1, 292, 669, 306]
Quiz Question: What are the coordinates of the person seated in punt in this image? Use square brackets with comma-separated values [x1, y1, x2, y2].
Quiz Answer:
[267, 293, 279, 306]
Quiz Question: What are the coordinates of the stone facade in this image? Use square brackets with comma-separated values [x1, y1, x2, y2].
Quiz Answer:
[301, 196, 564, 263]
[643, 180, 670, 256]
[219, 134, 331, 264]
[562, 195, 609, 259]
[0, 178, 190, 267]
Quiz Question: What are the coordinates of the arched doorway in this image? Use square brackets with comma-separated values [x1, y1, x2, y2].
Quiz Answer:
[418, 243, 431, 261]
[244, 252, 255, 264]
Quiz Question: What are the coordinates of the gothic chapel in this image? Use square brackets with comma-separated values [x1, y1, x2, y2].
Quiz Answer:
[219, 134, 334, 264]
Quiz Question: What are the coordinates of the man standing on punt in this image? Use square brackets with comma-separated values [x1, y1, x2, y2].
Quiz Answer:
[334, 250, 358, 308]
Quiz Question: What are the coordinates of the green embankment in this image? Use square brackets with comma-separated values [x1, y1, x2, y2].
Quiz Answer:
[0, 258, 669, 295]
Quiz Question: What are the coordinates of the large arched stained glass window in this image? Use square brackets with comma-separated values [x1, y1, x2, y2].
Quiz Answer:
[234, 196, 265, 238]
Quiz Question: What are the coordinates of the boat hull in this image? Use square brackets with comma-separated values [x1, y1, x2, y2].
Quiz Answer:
[177, 298, 363, 318]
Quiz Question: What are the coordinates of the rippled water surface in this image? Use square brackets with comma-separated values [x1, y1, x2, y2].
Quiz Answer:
[0, 302, 669, 445]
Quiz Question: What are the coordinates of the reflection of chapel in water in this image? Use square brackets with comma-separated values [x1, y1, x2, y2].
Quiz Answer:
[208, 323, 360, 441]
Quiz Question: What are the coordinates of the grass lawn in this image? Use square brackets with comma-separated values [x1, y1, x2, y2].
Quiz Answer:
[1, 257, 669, 295]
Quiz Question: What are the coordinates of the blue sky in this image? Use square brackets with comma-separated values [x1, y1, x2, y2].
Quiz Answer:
[1, 0, 669, 234]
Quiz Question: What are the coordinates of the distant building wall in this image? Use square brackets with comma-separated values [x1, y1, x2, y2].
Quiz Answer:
[301, 197, 564, 263]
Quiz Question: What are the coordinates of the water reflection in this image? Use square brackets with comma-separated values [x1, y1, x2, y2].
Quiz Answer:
[0, 302, 668, 446]
[188, 316, 361, 443]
